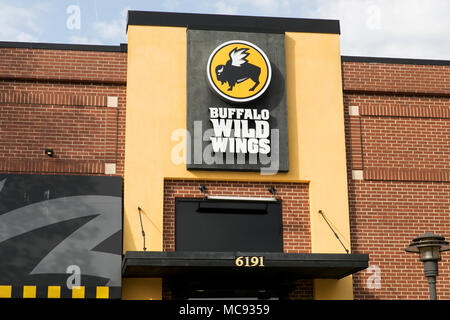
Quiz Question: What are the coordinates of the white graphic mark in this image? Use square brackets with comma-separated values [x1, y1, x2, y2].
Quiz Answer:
[66, 265, 81, 289]
[366, 265, 381, 289]
[66, 5, 81, 30]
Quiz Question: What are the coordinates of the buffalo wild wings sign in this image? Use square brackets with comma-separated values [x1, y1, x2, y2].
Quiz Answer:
[186, 30, 289, 173]
[207, 40, 271, 103]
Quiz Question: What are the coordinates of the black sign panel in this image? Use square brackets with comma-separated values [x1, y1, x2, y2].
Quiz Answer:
[0, 174, 122, 299]
[186, 30, 289, 173]
[175, 198, 283, 252]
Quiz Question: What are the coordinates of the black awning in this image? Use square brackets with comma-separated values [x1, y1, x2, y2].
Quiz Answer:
[122, 251, 369, 280]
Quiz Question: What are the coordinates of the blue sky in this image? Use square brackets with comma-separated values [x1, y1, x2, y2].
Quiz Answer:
[0, 0, 449, 60]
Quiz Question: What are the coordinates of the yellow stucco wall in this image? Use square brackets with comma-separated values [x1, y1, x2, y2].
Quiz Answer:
[285, 32, 353, 299]
[123, 25, 352, 299]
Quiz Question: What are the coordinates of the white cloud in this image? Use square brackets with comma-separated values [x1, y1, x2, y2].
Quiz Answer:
[92, 7, 128, 42]
[314, 0, 450, 59]
[213, 0, 292, 15]
[0, 3, 44, 42]
[69, 36, 90, 44]
[69, 35, 103, 45]
[67, 6, 129, 45]
[16, 31, 38, 42]
[209, 0, 450, 60]
[215, 1, 239, 15]
[247, 0, 288, 14]
[94, 21, 123, 40]
[163, 0, 181, 11]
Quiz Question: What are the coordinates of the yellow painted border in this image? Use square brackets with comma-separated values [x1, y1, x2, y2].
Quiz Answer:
[23, 286, 36, 298]
[72, 286, 85, 299]
[124, 25, 352, 300]
[96, 286, 109, 299]
[47, 286, 60, 299]
[0, 285, 114, 299]
[0, 285, 12, 298]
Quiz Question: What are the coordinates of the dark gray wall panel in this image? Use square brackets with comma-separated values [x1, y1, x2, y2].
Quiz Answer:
[187, 30, 289, 172]
[0, 174, 123, 299]
[175, 198, 283, 252]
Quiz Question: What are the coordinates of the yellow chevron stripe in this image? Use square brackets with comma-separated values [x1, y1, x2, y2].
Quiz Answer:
[72, 286, 85, 298]
[23, 286, 36, 298]
[0, 286, 11, 298]
[96, 286, 109, 299]
[1, 285, 111, 299]
[48, 286, 61, 298]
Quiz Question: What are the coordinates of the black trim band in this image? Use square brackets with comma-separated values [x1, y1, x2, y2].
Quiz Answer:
[0, 41, 127, 52]
[122, 251, 369, 280]
[127, 10, 340, 34]
[342, 55, 450, 66]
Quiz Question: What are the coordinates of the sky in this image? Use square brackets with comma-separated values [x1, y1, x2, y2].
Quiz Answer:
[0, 0, 449, 60]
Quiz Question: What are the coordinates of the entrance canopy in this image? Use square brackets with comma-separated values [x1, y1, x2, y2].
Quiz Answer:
[123, 251, 368, 298]
[122, 251, 368, 280]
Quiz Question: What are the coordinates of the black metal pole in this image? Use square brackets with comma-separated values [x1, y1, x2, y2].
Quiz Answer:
[318, 210, 349, 254]
[427, 276, 437, 300]
[138, 207, 146, 251]
[423, 260, 438, 300]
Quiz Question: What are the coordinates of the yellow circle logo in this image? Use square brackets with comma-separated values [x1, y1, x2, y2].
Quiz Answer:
[207, 40, 272, 103]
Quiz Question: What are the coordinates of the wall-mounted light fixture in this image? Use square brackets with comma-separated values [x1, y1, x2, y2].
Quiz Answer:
[44, 149, 54, 157]
[199, 184, 278, 202]
[206, 196, 277, 202]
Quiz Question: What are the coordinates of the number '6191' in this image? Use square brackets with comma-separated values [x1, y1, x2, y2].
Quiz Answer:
[235, 256, 264, 267]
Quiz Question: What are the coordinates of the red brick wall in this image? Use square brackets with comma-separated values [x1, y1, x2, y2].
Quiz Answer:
[342, 61, 450, 95]
[288, 279, 314, 300]
[0, 47, 126, 175]
[343, 60, 450, 299]
[163, 179, 313, 299]
[0, 47, 126, 84]
[163, 180, 311, 253]
[345, 93, 449, 172]
[349, 181, 450, 299]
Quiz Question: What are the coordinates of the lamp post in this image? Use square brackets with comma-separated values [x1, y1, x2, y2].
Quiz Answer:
[405, 232, 450, 300]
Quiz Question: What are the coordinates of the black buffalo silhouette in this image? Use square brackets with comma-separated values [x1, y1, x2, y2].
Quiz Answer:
[215, 47, 262, 91]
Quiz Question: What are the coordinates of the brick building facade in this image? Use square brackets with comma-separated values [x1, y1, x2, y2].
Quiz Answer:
[0, 14, 448, 300]
[0, 43, 127, 176]
[342, 58, 450, 299]
[162, 180, 313, 299]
